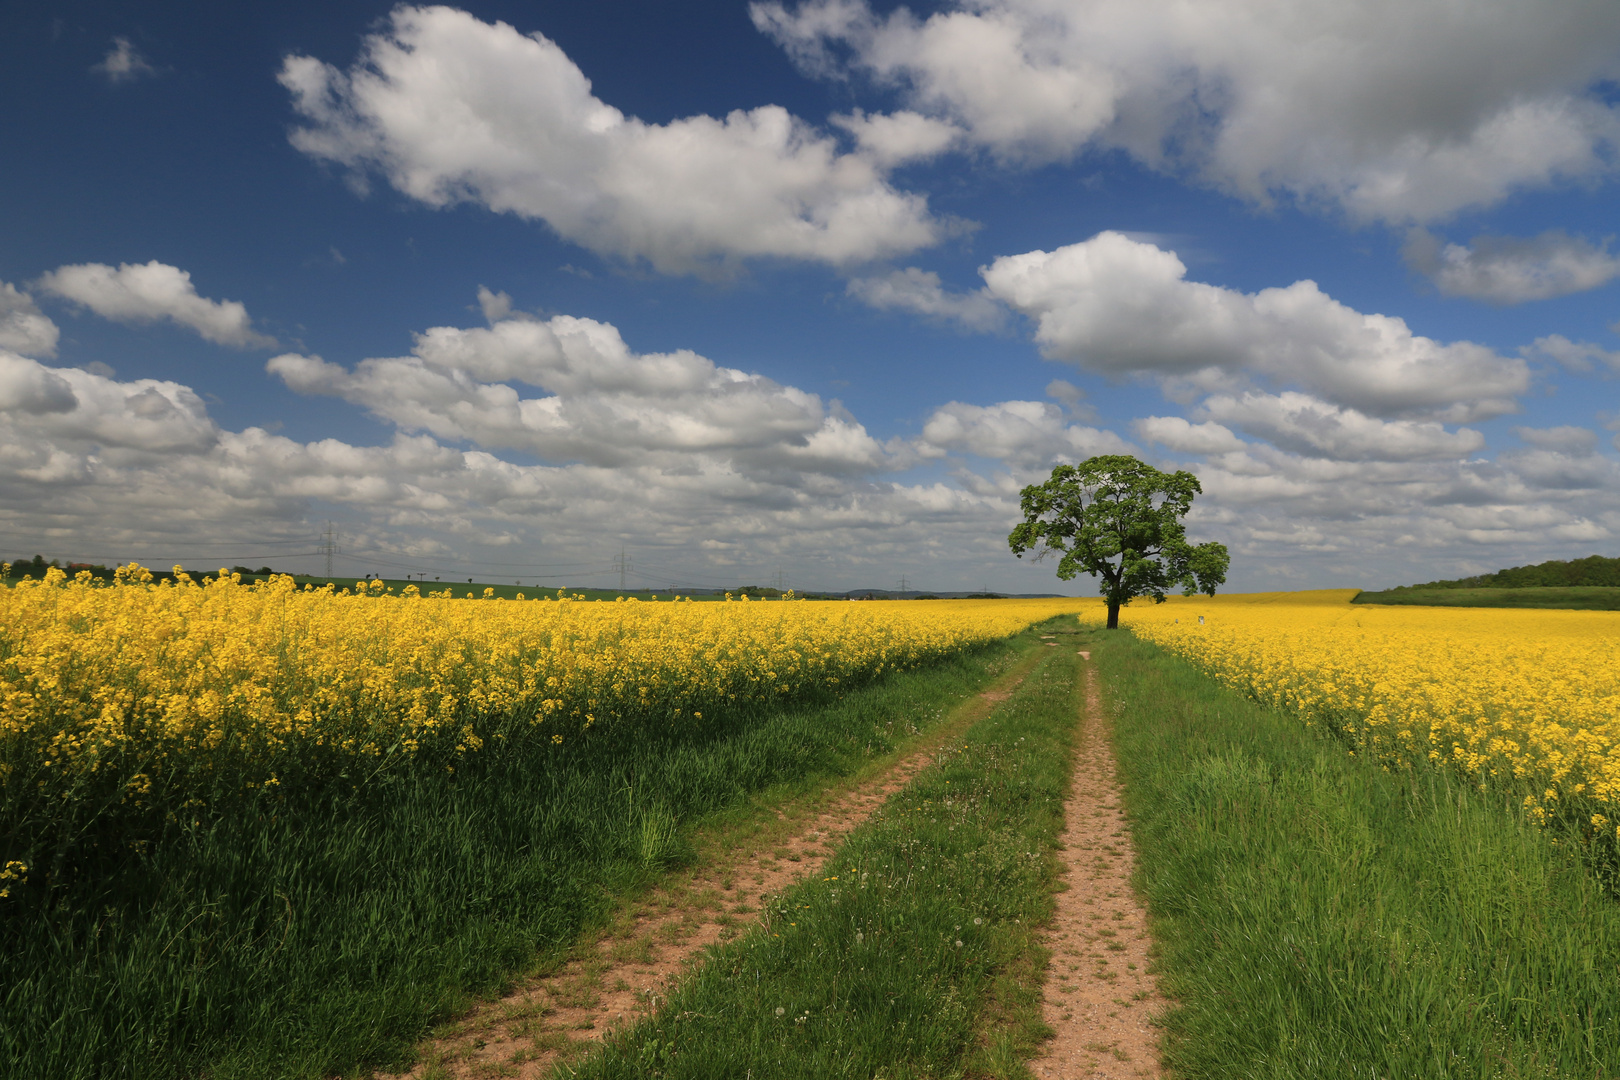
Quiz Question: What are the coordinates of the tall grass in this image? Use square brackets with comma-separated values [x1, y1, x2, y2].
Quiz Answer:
[1102, 631, 1620, 1078]
[567, 635, 1091, 1079]
[0, 636, 1035, 1080]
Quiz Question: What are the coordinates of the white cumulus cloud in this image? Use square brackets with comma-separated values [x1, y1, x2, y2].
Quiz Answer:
[279, 5, 947, 276]
[829, 109, 963, 167]
[0, 350, 217, 459]
[917, 399, 1134, 468]
[979, 231, 1529, 421]
[0, 315, 1615, 594]
[1138, 435, 1620, 588]
[269, 297, 891, 476]
[36, 261, 276, 348]
[0, 351, 77, 415]
[0, 283, 59, 358]
[0, 340, 1063, 591]
[1197, 391, 1485, 462]
[1133, 416, 1246, 456]
[844, 267, 1004, 329]
[1405, 229, 1620, 304]
[1523, 334, 1620, 373]
[1513, 425, 1600, 455]
[753, 0, 1620, 224]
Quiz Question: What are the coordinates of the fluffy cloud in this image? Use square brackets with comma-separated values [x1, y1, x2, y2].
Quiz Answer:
[92, 37, 156, 84]
[1132, 416, 1246, 456]
[0, 351, 77, 416]
[753, 0, 1620, 223]
[0, 325, 1615, 594]
[980, 231, 1529, 421]
[917, 399, 1133, 468]
[36, 261, 275, 348]
[1137, 394, 1487, 464]
[4, 292, 1042, 587]
[829, 109, 963, 168]
[0, 358, 498, 555]
[0, 273, 1612, 593]
[1196, 391, 1484, 462]
[269, 297, 891, 476]
[0, 347, 1050, 591]
[1163, 440, 1620, 587]
[1405, 229, 1620, 303]
[279, 5, 946, 276]
[844, 267, 1004, 329]
[0, 283, 59, 358]
[0, 350, 217, 458]
[1522, 333, 1620, 373]
[1513, 425, 1600, 455]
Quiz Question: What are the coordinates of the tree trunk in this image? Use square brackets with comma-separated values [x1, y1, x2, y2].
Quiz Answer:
[1106, 597, 1121, 629]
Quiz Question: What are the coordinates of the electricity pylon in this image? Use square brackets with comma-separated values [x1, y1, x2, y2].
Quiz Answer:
[319, 523, 341, 579]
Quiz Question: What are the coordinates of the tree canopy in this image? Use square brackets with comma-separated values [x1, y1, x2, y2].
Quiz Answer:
[1395, 554, 1620, 590]
[1007, 455, 1230, 628]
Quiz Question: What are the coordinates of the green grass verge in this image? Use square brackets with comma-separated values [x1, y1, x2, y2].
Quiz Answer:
[565, 631, 1094, 1080]
[1100, 630, 1620, 1078]
[1352, 586, 1620, 610]
[0, 635, 1050, 1080]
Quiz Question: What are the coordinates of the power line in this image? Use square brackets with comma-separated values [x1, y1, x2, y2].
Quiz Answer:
[623, 559, 744, 592]
[0, 530, 319, 548]
[318, 523, 341, 579]
[356, 553, 603, 569]
[0, 547, 324, 564]
[0, 527, 780, 593]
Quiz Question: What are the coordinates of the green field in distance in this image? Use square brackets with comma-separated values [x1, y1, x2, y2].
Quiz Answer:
[1353, 585, 1620, 610]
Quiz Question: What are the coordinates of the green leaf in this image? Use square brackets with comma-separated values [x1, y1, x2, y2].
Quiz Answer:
[1007, 455, 1228, 623]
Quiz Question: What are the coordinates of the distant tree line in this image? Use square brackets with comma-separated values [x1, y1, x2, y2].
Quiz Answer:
[5, 556, 276, 583]
[1398, 555, 1620, 590]
[731, 585, 786, 598]
[5, 556, 115, 581]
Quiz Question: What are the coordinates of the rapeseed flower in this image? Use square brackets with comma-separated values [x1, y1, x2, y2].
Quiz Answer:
[1092, 591, 1620, 839]
[1, 568, 1089, 838]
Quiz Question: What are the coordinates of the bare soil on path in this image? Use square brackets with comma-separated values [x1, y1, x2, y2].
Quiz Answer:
[1029, 654, 1166, 1080]
[401, 649, 1046, 1080]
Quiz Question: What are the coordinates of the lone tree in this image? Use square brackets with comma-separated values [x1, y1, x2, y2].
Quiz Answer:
[1008, 455, 1230, 629]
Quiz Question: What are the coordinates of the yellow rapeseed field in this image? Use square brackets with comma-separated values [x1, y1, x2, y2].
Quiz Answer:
[1086, 590, 1620, 837]
[1, 565, 1086, 823]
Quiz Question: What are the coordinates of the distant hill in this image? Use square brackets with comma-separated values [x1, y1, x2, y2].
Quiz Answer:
[1353, 554, 1620, 611]
[835, 589, 1069, 600]
[1352, 586, 1620, 611]
[1391, 555, 1620, 590]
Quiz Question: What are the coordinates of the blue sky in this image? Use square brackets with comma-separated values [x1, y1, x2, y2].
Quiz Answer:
[2, 0, 1619, 593]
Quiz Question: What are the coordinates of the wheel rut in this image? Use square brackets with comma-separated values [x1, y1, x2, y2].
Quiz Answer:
[1029, 654, 1165, 1079]
[402, 648, 1048, 1080]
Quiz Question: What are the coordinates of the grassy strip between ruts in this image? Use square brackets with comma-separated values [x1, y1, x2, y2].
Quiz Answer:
[562, 632, 1092, 1080]
[0, 631, 1055, 1080]
[1099, 629, 1620, 1079]
[406, 631, 1055, 1077]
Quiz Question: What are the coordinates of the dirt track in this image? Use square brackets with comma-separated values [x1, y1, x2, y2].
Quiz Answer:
[404, 652, 1044, 1079]
[1029, 653, 1165, 1079]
